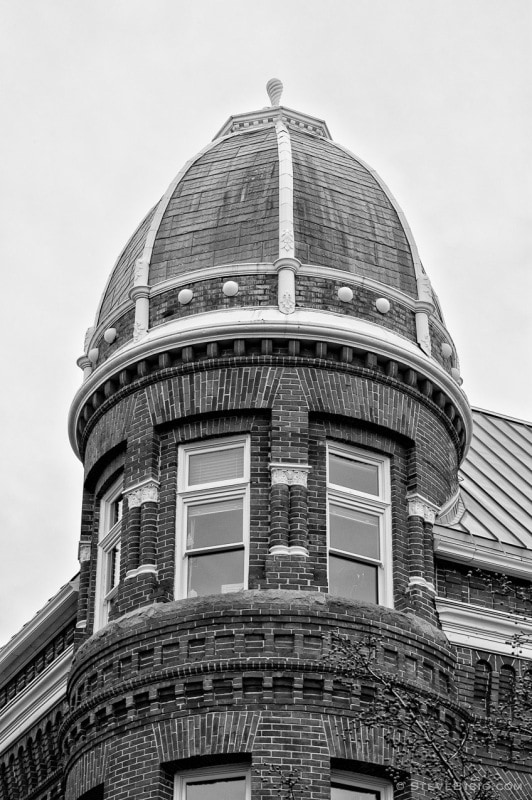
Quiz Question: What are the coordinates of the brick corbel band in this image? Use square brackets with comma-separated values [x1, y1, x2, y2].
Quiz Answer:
[269, 464, 310, 555]
[124, 479, 160, 577]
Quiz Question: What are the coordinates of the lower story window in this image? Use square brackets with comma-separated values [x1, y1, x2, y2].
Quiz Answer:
[332, 772, 393, 799]
[175, 766, 250, 800]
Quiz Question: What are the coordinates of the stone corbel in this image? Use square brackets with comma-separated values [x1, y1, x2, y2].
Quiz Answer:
[270, 461, 310, 487]
[406, 493, 439, 525]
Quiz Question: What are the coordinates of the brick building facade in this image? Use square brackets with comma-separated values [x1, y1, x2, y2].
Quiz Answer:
[1, 81, 531, 799]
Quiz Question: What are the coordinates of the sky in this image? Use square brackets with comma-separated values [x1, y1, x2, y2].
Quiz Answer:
[0, 0, 530, 646]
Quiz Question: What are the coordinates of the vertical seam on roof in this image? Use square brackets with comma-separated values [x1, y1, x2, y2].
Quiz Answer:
[274, 119, 294, 259]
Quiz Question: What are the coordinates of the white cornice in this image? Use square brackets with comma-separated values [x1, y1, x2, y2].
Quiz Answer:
[434, 527, 532, 580]
[0, 646, 72, 753]
[436, 597, 532, 658]
[214, 105, 332, 140]
[0, 578, 78, 686]
[69, 307, 471, 460]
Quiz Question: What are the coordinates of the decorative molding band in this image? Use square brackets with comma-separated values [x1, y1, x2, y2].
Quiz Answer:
[436, 597, 532, 658]
[124, 479, 160, 508]
[0, 646, 73, 751]
[433, 528, 532, 581]
[270, 463, 311, 487]
[269, 545, 309, 558]
[125, 564, 158, 579]
[407, 576, 436, 594]
[406, 493, 440, 524]
[69, 307, 472, 460]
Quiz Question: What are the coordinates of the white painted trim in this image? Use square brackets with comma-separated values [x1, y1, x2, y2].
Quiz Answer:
[125, 565, 158, 579]
[434, 527, 532, 580]
[214, 105, 332, 139]
[332, 770, 393, 798]
[436, 597, 532, 658]
[0, 579, 78, 685]
[69, 306, 472, 459]
[275, 120, 295, 260]
[269, 545, 310, 557]
[408, 576, 436, 594]
[0, 645, 72, 752]
[94, 477, 123, 631]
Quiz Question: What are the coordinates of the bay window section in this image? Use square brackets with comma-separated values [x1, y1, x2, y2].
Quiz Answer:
[327, 444, 391, 606]
[94, 478, 123, 630]
[177, 436, 249, 599]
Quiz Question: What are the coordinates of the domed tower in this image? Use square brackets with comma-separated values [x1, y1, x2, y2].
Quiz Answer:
[64, 82, 471, 800]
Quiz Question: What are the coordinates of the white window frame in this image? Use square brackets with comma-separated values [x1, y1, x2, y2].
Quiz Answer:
[332, 770, 393, 798]
[176, 435, 250, 600]
[175, 764, 250, 800]
[327, 442, 392, 607]
[94, 477, 123, 630]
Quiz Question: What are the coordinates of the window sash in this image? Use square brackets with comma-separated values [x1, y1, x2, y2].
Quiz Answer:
[95, 478, 123, 630]
[331, 771, 393, 799]
[327, 443, 391, 607]
[175, 766, 250, 800]
[177, 437, 249, 600]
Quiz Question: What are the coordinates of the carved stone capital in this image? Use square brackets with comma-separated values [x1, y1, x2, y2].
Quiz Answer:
[406, 493, 439, 524]
[124, 479, 160, 508]
[270, 463, 311, 487]
[78, 543, 91, 563]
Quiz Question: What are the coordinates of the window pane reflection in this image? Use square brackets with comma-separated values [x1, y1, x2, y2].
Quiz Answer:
[331, 785, 379, 800]
[329, 454, 379, 495]
[186, 777, 246, 800]
[187, 549, 244, 597]
[330, 504, 380, 559]
[187, 499, 243, 550]
[329, 555, 378, 603]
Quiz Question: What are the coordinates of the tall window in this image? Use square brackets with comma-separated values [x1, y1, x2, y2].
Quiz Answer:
[176, 436, 249, 599]
[175, 766, 250, 800]
[94, 478, 123, 629]
[332, 772, 393, 799]
[327, 443, 391, 606]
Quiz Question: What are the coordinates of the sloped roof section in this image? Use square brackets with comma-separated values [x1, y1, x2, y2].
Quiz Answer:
[437, 408, 532, 551]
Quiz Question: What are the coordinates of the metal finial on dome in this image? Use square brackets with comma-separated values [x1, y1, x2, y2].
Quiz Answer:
[266, 78, 283, 107]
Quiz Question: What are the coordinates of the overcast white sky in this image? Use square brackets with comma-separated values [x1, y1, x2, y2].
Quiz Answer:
[0, 0, 530, 646]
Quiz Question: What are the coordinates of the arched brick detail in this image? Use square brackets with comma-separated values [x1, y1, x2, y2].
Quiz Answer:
[153, 711, 261, 762]
[64, 741, 110, 800]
